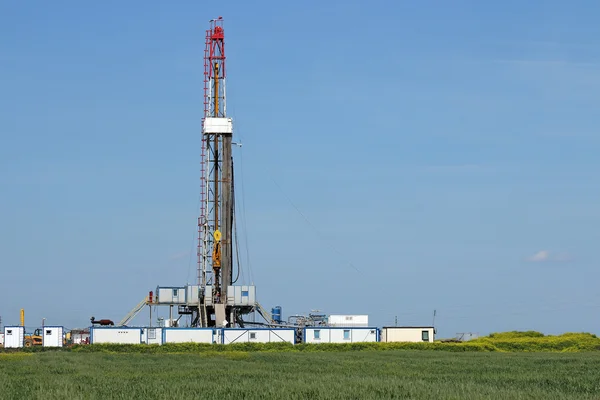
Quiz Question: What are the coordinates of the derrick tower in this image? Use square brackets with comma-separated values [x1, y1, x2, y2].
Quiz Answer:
[194, 17, 253, 328]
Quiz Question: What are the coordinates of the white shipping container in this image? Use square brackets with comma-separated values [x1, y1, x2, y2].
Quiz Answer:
[163, 328, 215, 344]
[156, 287, 186, 304]
[42, 327, 64, 347]
[304, 327, 378, 343]
[328, 315, 369, 327]
[222, 328, 295, 344]
[226, 285, 256, 306]
[380, 327, 435, 343]
[91, 328, 142, 344]
[3, 326, 25, 348]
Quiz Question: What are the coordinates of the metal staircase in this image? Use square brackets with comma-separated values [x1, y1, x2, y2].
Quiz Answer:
[118, 297, 149, 326]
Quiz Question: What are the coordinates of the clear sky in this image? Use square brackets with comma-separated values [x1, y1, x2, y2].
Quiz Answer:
[1, 0, 599, 338]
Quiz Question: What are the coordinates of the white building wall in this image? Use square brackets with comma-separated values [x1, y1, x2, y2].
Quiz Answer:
[91, 328, 142, 344]
[222, 329, 295, 344]
[3, 327, 24, 348]
[381, 327, 435, 343]
[304, 327, 378, 343]
[163, 328, 214, 344]
[42, 327, 64, 347]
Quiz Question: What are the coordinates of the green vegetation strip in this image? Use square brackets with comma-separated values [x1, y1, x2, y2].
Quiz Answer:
[2, 350, 600, 399]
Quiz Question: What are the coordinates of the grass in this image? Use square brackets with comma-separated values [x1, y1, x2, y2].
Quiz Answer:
[1, 351, 600, 399]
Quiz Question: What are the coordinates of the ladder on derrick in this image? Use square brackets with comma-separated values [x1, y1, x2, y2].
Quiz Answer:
[200, 303, 208, 327]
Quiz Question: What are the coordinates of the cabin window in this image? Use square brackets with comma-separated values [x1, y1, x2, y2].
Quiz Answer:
[313, 330, 320, 340]
[7, 330, 12, 335]
[46, 330, 52, 335]
[422, 330, 430, 342]
[343, 330, 350, 340]
[242, 290, 249, 297]
[250, 332, 256, 339]
[173, 289, 178, 297]
[148, 329, 156, 340]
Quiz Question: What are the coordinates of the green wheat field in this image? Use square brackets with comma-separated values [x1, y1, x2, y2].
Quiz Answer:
[2, 349, 600, 399]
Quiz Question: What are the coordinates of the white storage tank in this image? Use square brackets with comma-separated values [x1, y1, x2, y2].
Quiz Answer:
[380, 327, 435, 343]
[163, 328, 215, 344]
[42, 326, 64, 347]
[156, 286, 187, 304]
[304, 327, 378, 343]
[222, 328, 295, 344]
[328, 315, 369, 327]
[90, 327, 142, 344]
[3, 326, 25, 348]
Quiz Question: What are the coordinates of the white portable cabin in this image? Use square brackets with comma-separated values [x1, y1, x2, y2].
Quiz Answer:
[3, 326, 25, 348]
[328, 315, 369, 327]
[90, 327, 142, 344]
[42, 326, 64, 347]
[380, 327, 435, 343]
[0, 333, 4, 346]
[304, 327, 379, 343]
[162, 328, 214, 344]
[142, 327, 163, 345]
[222, 328, 295, 344]
[156, 286, 187, 304]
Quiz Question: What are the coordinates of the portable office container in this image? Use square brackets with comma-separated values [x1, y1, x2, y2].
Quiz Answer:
[380, 327, 435, 343]
[162, 328, 215, 344]
[3, 326, 24, 348]
[222, 328, 295, 344]
[90, 327, 143, 344]
[304, 327, 379, 343]
[42, 326, 64, 347]
[156, 286, 187, 304]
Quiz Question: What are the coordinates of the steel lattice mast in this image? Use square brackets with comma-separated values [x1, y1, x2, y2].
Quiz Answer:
[197, 17, 234, 327]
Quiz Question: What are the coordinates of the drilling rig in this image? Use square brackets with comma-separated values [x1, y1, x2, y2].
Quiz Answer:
[131, 17, 256, 329]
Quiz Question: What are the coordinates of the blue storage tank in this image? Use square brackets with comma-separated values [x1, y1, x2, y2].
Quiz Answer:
[271, 306, 282, 324]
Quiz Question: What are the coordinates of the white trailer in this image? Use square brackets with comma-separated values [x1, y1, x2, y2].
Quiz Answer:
[90, 327, 142, 344]
[42, 326, 64, 347]
[304, 327, 379, 343]
[222, 328, 295, 344]
[162, 328, 215, 344]
[3, 326, 25, 348]
[380, 327, 435, 343]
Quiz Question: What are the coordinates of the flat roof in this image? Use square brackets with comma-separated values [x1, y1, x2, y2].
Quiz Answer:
[382, 326, 434, 329]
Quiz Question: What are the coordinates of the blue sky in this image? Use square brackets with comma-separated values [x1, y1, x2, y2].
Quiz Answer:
[1, 0, 599, 338]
